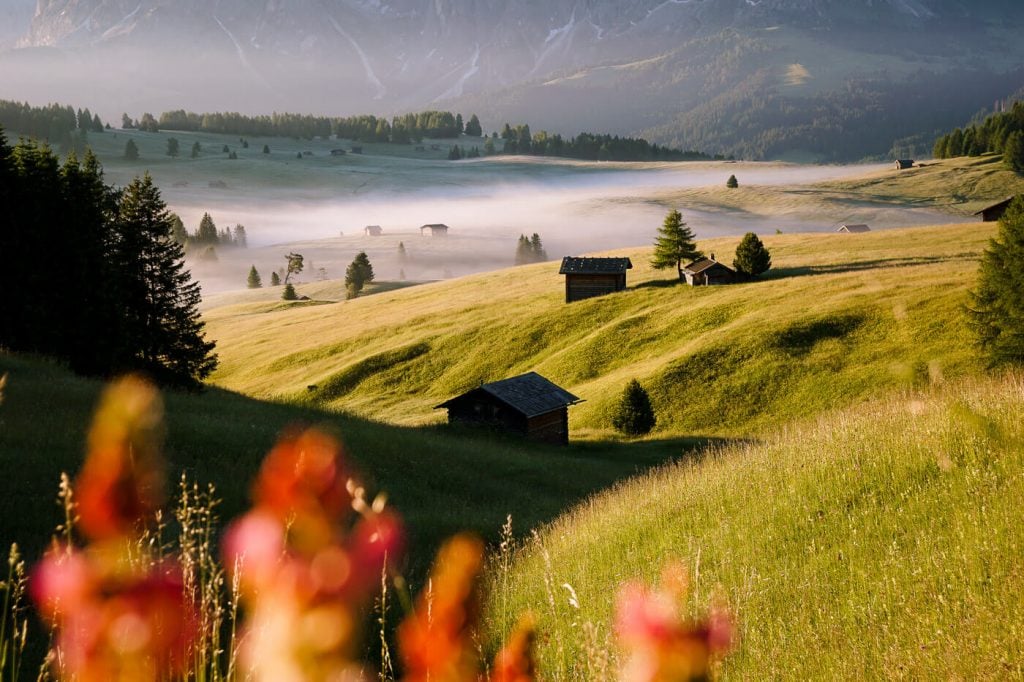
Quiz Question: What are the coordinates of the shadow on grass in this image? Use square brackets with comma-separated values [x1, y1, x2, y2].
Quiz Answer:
[763, 253, 978, 280]
[632, 278, 688, 290]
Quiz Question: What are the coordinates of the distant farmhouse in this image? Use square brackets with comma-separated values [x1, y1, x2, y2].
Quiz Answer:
[682, 255, 738, 286]
[420, 223, 449, 237]
[436, 372, 581, 445]
[894, 159, 915, 170]
[837, 224, 871, 233]
[559, 257, 632, 303]
[974, 196, 1018, 222]
[364, 225, 383, 236]
[330, 149, 347, 156]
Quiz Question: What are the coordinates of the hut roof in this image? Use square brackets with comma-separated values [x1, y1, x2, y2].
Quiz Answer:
[435, 372, 581, 418]
[421, 223, 449, 230]
[838, 224, 871, 233]
[558, 257, 633, 275]
[683, 257, 734, 275]
[973, 196, 1017, 216]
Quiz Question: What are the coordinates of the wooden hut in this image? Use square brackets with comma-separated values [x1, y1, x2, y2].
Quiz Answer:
[894, 159, 914, 170]
[420, 223, 449, 237]
[364, 225, 383, 236]
[435, 372, 581, 445]
[558, 257, 632, 303]
[974, 196, 1017, 222]
[837, 224, 871, 233]
[682, 255, 738, 286]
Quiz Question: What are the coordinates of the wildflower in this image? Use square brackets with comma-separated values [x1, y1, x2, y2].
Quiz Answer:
[491, 615, 537, 682]
[399, 534, 484, 682]
[615, 564, 733, 682]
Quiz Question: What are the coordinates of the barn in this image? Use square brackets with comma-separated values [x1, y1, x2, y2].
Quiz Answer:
[682, 255, 738, 286]
[837, 224, 871, 233]
[435, 372, 581, 445]
[974, 196, 1017, 222]
[420, 223, 449, 237]
[559, 257, 633, 303]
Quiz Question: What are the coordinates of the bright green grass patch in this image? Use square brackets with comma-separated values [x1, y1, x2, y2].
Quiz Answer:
[205, 223, 993, 437]
[483, 373, 1024, 679]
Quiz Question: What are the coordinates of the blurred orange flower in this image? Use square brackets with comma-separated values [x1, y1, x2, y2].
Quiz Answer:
[398, 534, 484, 682]
[491, 615, 537, 682]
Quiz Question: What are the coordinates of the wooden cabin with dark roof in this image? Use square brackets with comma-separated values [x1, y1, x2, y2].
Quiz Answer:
[682, 255, 738, 286]
[420, 223, 449, 237]
[974, 196, 1018, 222]
[837, 224, 871, 233]
[894, 159, 914, 170]
[559, 257, 633, 303]
[435, 372, 582, 445]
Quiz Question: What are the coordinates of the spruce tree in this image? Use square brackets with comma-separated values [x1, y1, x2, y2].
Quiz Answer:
[113, 173, 217, 386]
[233, 224, 248, 247]
[270, 271, 281, 286]
[651, 209, 702, 280]
[967, 195, 1024, 366]
[1003, 131, 1024, 174]
[530, 233, 547, 262]
[169, 213, 188, 245]
[247, 265, 262, 289]
[282, 282, 298, 300]
[196, 212, 219, 244]
[344, 251, 374, 298]
[726, 174, 739, 188]
[124, 139, 139, 160]
[733, 232, 772, 277]
[190, 141, 201, 158]
[611, 379, 656, 436]
[263, 144, 270, 154]
[465, 114, 482, 137]
[166, 137, 179, 157]
[514, 235, 531, 265]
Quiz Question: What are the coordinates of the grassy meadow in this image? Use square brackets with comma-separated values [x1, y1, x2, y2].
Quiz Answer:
[204, 222, 995, 438]
[483, 372, 1024, 679]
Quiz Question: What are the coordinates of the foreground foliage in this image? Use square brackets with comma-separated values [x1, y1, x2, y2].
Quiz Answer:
[968, 196, 1024, 366]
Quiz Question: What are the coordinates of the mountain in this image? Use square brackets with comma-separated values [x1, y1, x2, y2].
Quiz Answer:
[2, 0, 1024, 160]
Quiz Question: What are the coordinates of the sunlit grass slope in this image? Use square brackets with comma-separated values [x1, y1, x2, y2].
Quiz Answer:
[0, 353, 685, 568]
[484, 373, 1024, 679]
[206, 222, 994, 437]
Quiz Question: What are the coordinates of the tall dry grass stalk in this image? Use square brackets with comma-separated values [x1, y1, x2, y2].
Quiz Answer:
[0, 544, 27, 682]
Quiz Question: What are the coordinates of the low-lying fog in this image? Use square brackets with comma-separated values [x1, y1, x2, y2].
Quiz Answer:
[171, 160, 964, 296]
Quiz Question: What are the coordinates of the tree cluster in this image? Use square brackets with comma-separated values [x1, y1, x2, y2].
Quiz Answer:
[498, 124, 710, 161]
[0, 129, 217, 387]
[345, 252, 375, 299]
[933, 100, 1024, 172]
[143, 108, 481, 143]
[0, 99, 105, 151]
[514, 234, 548, 265]
[180, 213, 248, 250]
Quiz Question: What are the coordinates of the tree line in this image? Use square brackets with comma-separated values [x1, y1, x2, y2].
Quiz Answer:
[131, 109, 484, 142]
[497, 125, 712, 162]
[0, 127, 217, 387]
[0, 99, 106, 150]
[932, 100, 1024, 173]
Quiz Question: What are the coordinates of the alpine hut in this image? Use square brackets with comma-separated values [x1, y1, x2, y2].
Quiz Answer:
[837, 224, 871, 233]
[682, 254, 738, 286]
[974, 196, 1018, 222]
[364, 225, 383, 236]
[558, 257, 632, 303]
[435, 372, 581, 445]
[420, 223, 449, 237]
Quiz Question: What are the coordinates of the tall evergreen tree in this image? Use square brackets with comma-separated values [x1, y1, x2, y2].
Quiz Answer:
[282, 282, 297, 300]
[464, 114, 482, 137]
[967, 195, 1024, 366]
[270, 271, 281, 286]
[651, 209, 702, 280]
[169, 213, 188, 245]
[113, 174, 217, 386]
[190, 141, 201, 158]
[233, 224, 248, 247]
[247, 265, 262, 289]
[514, 235, 531, 265]
[733, 232, 772, 277]
[124, 138, 139, 160]
[196, 212, 219, 244]
[611, 379, 656, 436]
[345, 251, 374, 298]
[530, 233, 547, 262]
[1003, 131, 1024, 174]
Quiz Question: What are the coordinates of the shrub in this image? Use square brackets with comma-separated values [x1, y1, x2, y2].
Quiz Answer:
[726, 174, 739, 188]
[281, 282, 297, 300]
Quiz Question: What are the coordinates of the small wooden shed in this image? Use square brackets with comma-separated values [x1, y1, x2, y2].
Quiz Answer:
[837, 224, 871, 233]
[435, 372, 581, 445]
[559, 257, 632, 303]
[974, 196, 1017, 222]
[364, 225, 383, 236]
[420, 223, 449, 237]
[682, 255, 738, 286]
[894, 159, 914, 170]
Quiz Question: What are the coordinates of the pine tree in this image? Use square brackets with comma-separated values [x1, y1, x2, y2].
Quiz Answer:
[530, 233, 547, 262]
[651, 209, 702, 280]
[112, 174, 217, 386]
[247, 265, 262, 289]
[284, 252, 304, 284]
[733, 232, 772, 277]
[124, 139, 139, 160]
[270, 271, 281, 286]
[464, 114, 482, 137]
[726, 174, 739, 188]
[169, 213, 188, 245]
[967, 195, 1024, 366]
[345, 251, 374, 298]
[514, 235, 531, 265]
[456, 113, 464, 135]
[196, 212, 218, 244]
[1003, 131, 1024, 174]
[611, 379, 656, 436]
[190, 141, 201, 158]
[282, 282, 298, 300]
[263, 144, 270, 154]
[233, 224, 248, 248]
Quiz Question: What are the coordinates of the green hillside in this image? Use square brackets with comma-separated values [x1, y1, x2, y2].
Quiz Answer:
[482, 372, 1024, 678]
[205, 222, 995, 438]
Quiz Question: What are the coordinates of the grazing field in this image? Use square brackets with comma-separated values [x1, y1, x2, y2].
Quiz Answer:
[205, 222, 994, 438]
[482, 372, 1024, 679]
